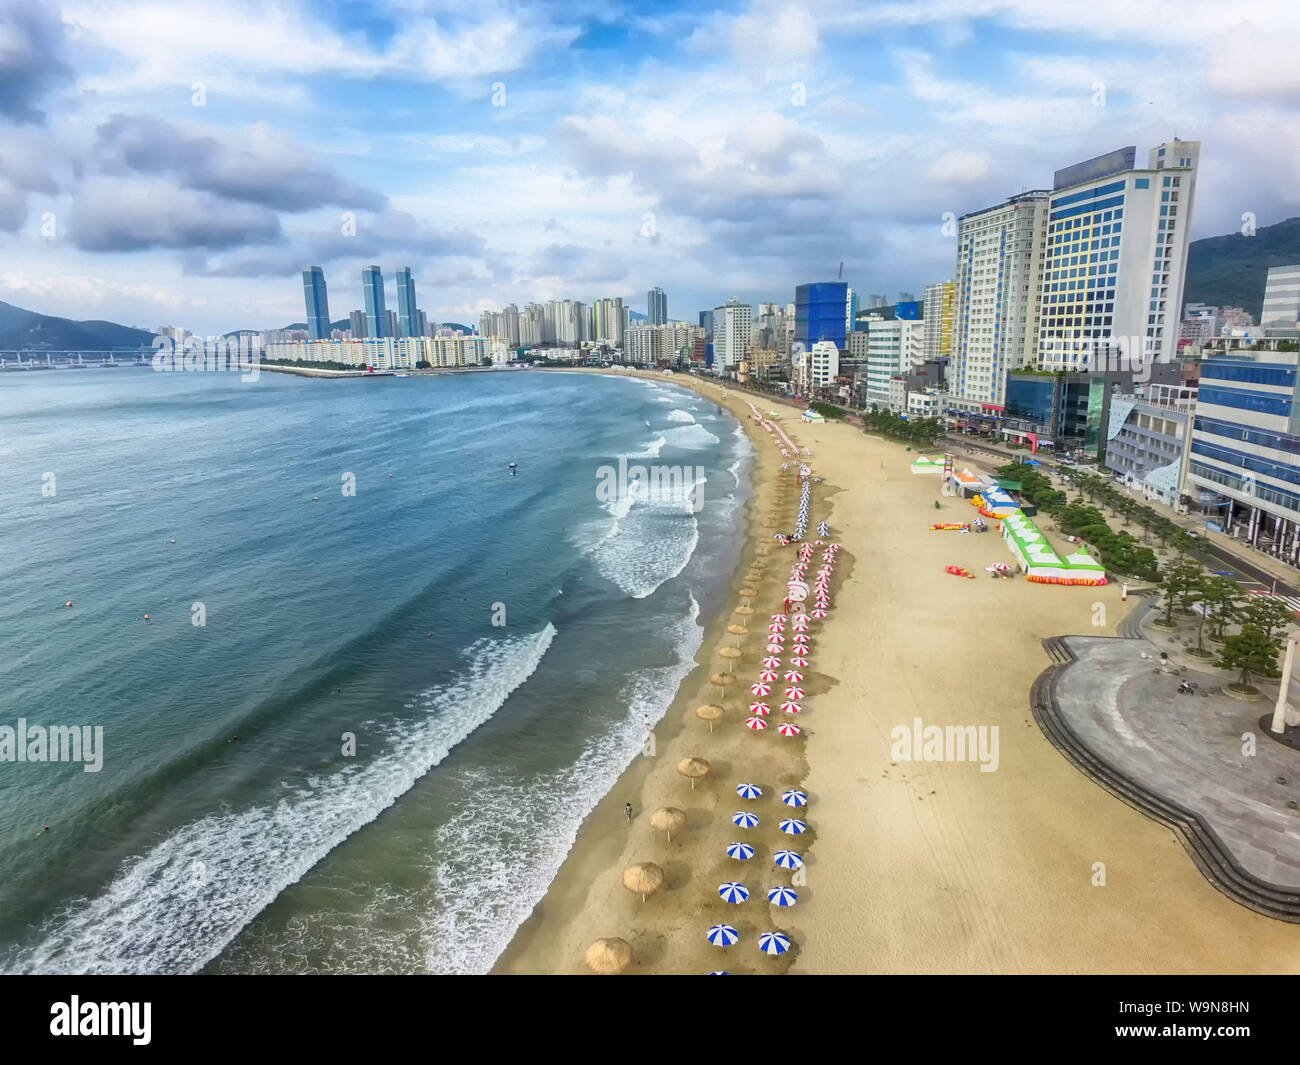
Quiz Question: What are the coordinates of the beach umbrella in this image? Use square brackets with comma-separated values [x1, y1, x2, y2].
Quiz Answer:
[678, 757, 711, 790]
[818, 521, 830, 535]
[739, 587, 759, 598]
[809, 609, 827, 619]
[761, 656, 781, 669]
[790, 655, 808, 667]
[650, 807, 686, 842]
[792, 635, 810, 648]
[585, 938, 633, 975]
[759, 932, 791, 956]
[781, 789, 808, 808]
[696, 703, 724, 732]
[719, 646, 742, 662]
[708, 971, 730, 975]
[779, 702, 802, 716]
[779, 818, 807, 835]
[750, 681, 771, 696]
[791, 618, 808, 632]
[758, 670, 778, 682]
[785, 686, 805, 700]
[749, 703, 771, 716]
[773, 850, 803, 870]
[727, 624, 749, 636]
[770, 614, 787, 623]
[767, 622, 784, 634]
[777, 722, 801, 736]
[767, 886, 799, 908]
[745, 717, 768, 732]
[731, 811, 760, 829]
[736, 783, 763, 799]
[718, 882, 750, 904]
[783, 670, 803, 683]
[764, 642, 783, 654]
[733, 605, 755, 617]
[767, 631, 784, 644]
[707, 924, 740, 948]
[710, 673, 736, 689]
[622, 861, 664, 903]
[726, 842, 754, 861]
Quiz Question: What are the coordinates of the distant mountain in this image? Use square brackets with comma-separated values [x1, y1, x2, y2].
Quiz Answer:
[629, 310, 648, 322]
[1185, 217, 1300, 321]
[0, 301, 157, 350]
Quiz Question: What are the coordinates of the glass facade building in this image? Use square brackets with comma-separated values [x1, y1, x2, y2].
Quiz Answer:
[647, 287, 668, 325]
[795, 282, 849, 351]
[395, 267, 420, 338]
[302, 266, 330, 341]
[362, 265, 388, 339]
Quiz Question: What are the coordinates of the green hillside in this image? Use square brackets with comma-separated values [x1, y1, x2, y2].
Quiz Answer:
[1184, 217, 1300, 321]
[0, 301, 157, 350]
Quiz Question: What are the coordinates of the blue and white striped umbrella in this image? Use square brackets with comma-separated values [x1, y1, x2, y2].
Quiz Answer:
[707, 924, 740, 947]
[779, 818, 807, 835]
[773, 849, 803, 869]
[736, 783, 762, 800]
[727, 841, 755, 860]
[718, 881, 750, 903]
[731, 811, 760, 829]
[707, 971, 731, 975]
[817, 521, 830, 535]
[781, 789, 808, 808]
[758, 931, 791, 956]
[767, 886, 799, 907]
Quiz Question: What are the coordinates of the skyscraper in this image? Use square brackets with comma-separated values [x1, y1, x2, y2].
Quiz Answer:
[923, 280, 955, 361]
[349, 309, 367, 339]
[362, 265, 387, 339]
[395, 266, 420, 338]
[794, 282, 850, 351]
[712, 299, 752, 371]
[302, 266, 330, 341]
[647, 286, 668, 325]
[1037, 141, 1199, 371]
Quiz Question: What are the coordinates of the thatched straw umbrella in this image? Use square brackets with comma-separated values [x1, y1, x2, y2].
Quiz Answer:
[727, 624, 749, 636]
[678, 757, 711, 790]
[585, 938, 632, 975]
[623, 862, 665, 903]
[650, 806, 686, 843]
[739, 587, 758, 598]
[696, 703, 724, 732]
[734, 605, 755, 617]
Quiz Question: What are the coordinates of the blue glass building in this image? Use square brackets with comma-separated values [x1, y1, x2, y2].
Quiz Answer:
[302, 266, 330, 341]
[362, 265, 388, 339]
[795, 282, 849, 350]
[395, 266, 420, 338]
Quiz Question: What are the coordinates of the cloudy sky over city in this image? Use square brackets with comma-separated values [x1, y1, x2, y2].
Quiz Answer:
[2, 0, 1299, 334]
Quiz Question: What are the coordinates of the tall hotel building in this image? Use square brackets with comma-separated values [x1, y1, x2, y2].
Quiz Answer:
[395, 267, 420, 338]
[362, 265, 388, 339]
[713, 299, 753, 371]
[1037, 141, 1199, 371]
[1187, 350, 1300, 560]
[302, 266, 331, 341]
[922, 280, 955, 361]
[647, 286, 668, 326]
[951, 191, 1049, 408]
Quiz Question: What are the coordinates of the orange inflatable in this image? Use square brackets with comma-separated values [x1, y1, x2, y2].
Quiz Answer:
[945, 565, 976, 579]
[931, 522, 970, 531]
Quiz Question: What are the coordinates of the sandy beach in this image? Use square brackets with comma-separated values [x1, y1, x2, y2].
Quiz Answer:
[497, 371, 1300, 974]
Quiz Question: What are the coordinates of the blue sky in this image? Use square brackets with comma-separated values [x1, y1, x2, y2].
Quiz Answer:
[2, 0, 1299, 334]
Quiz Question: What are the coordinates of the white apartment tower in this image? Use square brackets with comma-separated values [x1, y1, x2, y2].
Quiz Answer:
[951, 190, 1050, 407]
[712, 299, 753, 371]
[1037, 141, 1200, 371]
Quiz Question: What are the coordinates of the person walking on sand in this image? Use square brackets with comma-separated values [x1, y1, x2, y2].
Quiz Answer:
[625, 802, 633, 823]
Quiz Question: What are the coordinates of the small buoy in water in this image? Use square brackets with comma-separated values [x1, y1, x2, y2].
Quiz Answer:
[65, 601, 72, 608]
[143, 614, 150, 620]
[389, 473, 393, 478]
[170, 538, 175, 544]
[313, 496, 318, 501]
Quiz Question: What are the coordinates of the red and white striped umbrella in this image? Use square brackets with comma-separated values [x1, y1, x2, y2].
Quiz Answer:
[779, 697, 803, 712]
[809, 609, 828, 619]
[777, 722, 801, 736]
[785, 686, 805, 700]
[745, 717, 768, 731]
[791, 617, 809, 631]
[768, 622, 785, 633]
[814, 595, 830, 607]
[783, 669, 803, 683]
[767, 631, 784, 644]
[765, 642, 783, 654]
[790, 655, 809, 667]
[792, 633, 810, 646]
[770, 614, 787, 623]
[750, 681, 772, 696]
[749, 702, 771, 716]
[758, 669, 778, 682]
[762, 656, 781, 669]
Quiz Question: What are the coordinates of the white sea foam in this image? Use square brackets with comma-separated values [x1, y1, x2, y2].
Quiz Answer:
[5, 625, 558, 975]
[423, 594, 703, 973]
[665, 409, 696, 424]
[625, 435, 666, 460]
[663, 423, 720, 450]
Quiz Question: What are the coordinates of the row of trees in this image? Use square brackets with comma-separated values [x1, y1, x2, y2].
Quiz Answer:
[863, 408, 944, 447]
[997, 463, 1161, 580]
[1049, 466, 1208, 560]
[1157, 557, 1293, 691]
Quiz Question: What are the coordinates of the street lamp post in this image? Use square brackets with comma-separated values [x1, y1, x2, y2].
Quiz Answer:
[1271, 631, 1300, 734]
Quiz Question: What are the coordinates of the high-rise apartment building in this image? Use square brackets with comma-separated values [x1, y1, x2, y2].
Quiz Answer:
[302, 267, 331, 341]
[713, 299, 753, 371]
[593, 297, 627, 345]
[395, 266, 420, 338]
[922, 280, 955, 361]
[862, 317, 923, 402]
[647, 287, 668, 325]
[1037, 141, 1199, 372]
[349, 309, 366, 339]
[951, 190, 1050, 408]
[1261, 264, 1300, 332]
[362, 265, 388, 339]
[794, 281, 850, 351]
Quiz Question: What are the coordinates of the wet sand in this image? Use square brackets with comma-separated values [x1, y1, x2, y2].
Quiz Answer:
[497, 372, 1300, 974]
